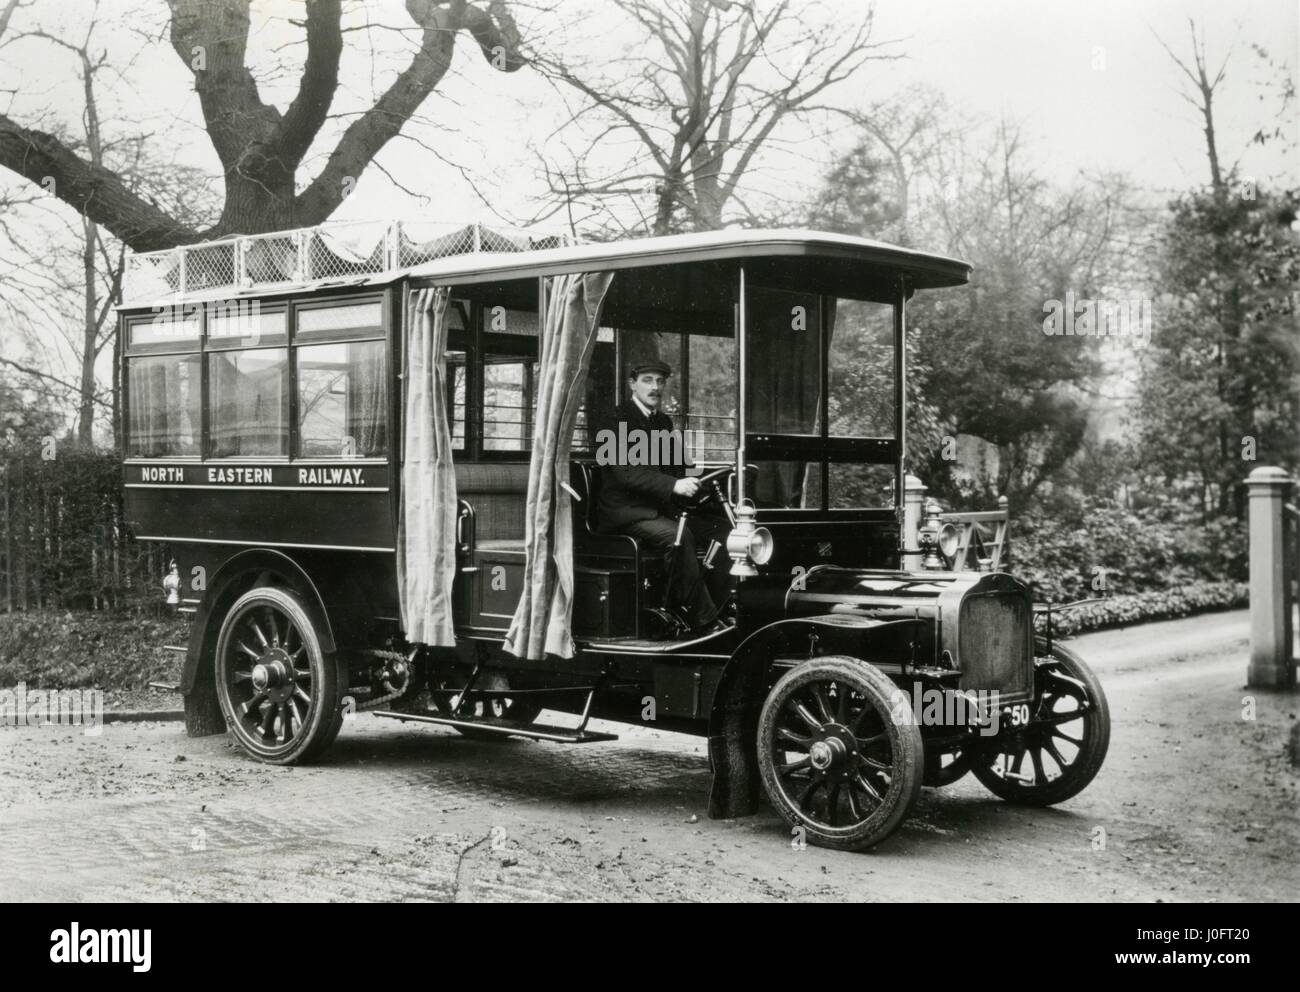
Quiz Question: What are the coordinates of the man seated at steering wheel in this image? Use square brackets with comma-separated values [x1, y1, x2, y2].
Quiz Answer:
[594, 360, 734, 635]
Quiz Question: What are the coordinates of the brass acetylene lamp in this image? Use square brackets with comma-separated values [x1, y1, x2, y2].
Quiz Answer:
[916, 499, 960, 570]
[162, 560, 181, 607]
[727, 499, 774, 577]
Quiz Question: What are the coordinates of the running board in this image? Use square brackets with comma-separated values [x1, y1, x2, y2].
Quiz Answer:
[372, 710, 618, 744]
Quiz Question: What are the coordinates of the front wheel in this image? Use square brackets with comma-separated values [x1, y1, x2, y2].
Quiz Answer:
[971, 638, 1110, 805]
[757, 656, 924, 851]
[214, 585, 345, 765]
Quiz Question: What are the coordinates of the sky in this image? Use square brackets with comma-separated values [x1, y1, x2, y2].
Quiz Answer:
[322, 0, 1300, 225]
[1, 0, 1294, 227]
[880, 0, 1297, 190]
[0, 0, 1295, 433]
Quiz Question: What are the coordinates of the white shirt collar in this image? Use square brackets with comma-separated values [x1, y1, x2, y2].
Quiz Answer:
[631, 395, 654, 419]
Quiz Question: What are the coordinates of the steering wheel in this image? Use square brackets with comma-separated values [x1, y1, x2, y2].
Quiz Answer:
[678, 466, 739, 525]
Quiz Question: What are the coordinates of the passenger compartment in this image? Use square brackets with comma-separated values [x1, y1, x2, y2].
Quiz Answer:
[454, 460, 650, 638]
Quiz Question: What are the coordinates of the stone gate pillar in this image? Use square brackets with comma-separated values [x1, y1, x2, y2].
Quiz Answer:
[1246, 466, 1296, 689]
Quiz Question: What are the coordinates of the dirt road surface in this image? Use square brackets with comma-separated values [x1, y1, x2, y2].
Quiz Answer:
[1, 610, 1296, 902]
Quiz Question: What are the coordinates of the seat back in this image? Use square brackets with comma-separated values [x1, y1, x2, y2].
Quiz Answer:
[454, 462, 529, 542]
[569, 461, 603, 534]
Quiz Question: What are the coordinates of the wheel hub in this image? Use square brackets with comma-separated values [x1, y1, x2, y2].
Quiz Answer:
[809, 724, 856, 778]
[251, 651, 294, 703]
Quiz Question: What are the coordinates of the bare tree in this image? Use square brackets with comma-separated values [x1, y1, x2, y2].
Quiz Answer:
[7, 13, 124, 445]
[530, 0, 900, 235]
[1152, 17, 1233, 193]
[0, 0, 526, 251]
[808, 84, 958, 243]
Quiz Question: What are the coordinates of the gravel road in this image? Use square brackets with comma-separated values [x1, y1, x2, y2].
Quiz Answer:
[1, 609, 1295, 902]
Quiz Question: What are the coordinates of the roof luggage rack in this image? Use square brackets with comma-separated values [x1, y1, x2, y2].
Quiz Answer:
[121, 219, 576, 305]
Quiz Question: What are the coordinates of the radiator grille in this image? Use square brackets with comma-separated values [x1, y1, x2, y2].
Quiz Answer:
[958, 592, 1031, 697]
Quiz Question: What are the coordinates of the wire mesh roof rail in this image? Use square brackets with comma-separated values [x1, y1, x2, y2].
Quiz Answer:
[122, 219, 577, 306]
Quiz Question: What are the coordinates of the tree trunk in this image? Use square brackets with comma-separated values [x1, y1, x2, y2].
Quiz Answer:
[77, 215, 98, 446]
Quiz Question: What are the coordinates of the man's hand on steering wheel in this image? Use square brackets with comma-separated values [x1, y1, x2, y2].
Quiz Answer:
[672, 476, 702, 500]
[673, 466, 732, 507]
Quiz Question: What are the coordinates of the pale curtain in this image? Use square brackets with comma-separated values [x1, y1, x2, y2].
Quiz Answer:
[397, 286, 458, 646]
[349, 341, 388, 455]
[504, 271, 615, 660]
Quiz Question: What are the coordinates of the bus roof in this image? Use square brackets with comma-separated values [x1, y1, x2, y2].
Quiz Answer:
[403, 228, 971, 290]
[118, 224, 971, 310]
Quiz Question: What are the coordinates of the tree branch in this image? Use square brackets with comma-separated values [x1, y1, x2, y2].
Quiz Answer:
[276, 0, 344, 165]
[295, 0, 524, 223]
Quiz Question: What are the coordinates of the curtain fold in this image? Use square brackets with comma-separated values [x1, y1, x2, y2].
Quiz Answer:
[397, 286, 458, 647]
[504, 271, 614, 661]
[350, 341, 387, 455]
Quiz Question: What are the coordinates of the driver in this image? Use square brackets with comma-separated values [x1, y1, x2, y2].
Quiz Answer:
[595, 360, 734, 635]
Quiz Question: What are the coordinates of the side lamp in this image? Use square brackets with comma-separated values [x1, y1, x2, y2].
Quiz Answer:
[916, 500, 961, 570]
[727, 499, 774, 577]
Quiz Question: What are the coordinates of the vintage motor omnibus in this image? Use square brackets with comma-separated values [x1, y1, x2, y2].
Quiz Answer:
[120, 221, 1109, 851]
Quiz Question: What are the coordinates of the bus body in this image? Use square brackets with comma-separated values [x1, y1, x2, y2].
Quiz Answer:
[120, 222, 1109, 850]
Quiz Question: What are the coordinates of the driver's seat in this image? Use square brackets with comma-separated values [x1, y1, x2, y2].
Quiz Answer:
[569, 460, 640, 561]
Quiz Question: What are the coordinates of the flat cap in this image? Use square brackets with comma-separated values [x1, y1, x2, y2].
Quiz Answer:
[628, 359, 673, 378]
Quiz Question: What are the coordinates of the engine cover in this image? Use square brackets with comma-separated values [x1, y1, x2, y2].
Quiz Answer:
[782, 566, 1034, 703]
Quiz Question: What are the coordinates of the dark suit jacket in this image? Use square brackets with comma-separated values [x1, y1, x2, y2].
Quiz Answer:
[595, 399, 687, 532]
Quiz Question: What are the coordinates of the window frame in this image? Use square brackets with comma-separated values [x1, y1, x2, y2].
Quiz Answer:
[741, 281, 902, 513]
[205, 344, 292, 460]
[122, 291, 391, 464]
[290, 295, 389, 461]
[123, 350, 204, 460]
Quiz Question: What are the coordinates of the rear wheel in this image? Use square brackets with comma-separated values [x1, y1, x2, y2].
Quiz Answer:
[757, 656, 923, 851]
[214, 586, 345, 765]
[971, 639, 1109, 805]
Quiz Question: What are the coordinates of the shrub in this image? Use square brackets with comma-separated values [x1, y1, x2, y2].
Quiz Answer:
[1, 450, 169, 611]
[1043, 580, 1248, 637]
[0, 607, 186, 690]
[1010, 497, 1247, 604]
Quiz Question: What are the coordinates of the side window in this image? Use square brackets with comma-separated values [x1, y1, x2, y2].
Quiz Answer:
[445, 301, 468, 451]
[208, 348, 290, 457]
[483, 359, 535, 451]
[447, 352, 467, 450]
[745, 287, 822, 436]
[576, 328, 616, 453]
[125, 312, 201, 458]
[296, 340, 387, 457]
[828, 299, 895, 438]
[127, 352, 201, 457]
[481, 305, 538, 454]
[293, 299, 386, 458]
[688, 333, 736, 463]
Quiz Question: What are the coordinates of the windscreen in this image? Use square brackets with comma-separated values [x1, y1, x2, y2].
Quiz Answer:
[745, 287, 897, 510]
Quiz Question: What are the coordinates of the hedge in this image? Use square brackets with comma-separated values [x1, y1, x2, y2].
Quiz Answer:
[1011, 502, 1247, 604]
[0, 607, 186, 690]
[1, 450, 167, 611]
[1041, 580, 1248, 637]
